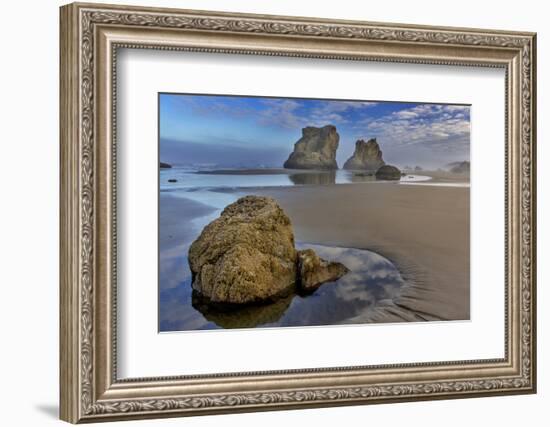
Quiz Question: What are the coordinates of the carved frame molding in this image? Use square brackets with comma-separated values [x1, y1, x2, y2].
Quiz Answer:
[60, 2, 536, 423]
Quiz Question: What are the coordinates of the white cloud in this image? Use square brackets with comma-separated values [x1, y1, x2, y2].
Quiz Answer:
[308, 101, 378, 125]
[258, 99, 379, 129]
[395, 110, 419, 119]
[356, 104, 471, 155]
[257, 99, 305, 129]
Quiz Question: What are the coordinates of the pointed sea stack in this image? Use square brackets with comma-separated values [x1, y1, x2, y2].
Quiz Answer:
[343, 138, 385, 171]
[283, 125, 339, 170]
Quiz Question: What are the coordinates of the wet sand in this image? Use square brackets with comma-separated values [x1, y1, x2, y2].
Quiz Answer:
[244, 183, 470, 322]
[419, 170, 470, 183]
[159, 195, 216, 251]
[161, 174, 470, 326]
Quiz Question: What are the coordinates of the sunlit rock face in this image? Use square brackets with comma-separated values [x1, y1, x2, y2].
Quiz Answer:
[188, 196, 298, 305]
[343, 138, 385, 171]
[283, 125, 340, 170]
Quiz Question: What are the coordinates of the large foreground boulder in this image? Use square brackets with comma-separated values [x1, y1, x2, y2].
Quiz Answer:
[375, 165, 402, 181]
[283, 125, 339, 170]
[343, 138, 385, 171]
[188, 196, 297, 305]
[189, 196, 349, 305]
[297, 249, 349, 292]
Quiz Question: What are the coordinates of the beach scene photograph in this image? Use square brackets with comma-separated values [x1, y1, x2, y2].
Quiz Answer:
[158, 93, 470, 332]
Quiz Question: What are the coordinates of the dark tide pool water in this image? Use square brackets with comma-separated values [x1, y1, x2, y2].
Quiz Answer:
[159, 243, 407, 331]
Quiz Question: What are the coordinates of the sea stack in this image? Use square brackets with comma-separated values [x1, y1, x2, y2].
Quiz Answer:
[188, 196, 348, 305]
[283, 125, 339, 170]
[343, 138, 385, 171]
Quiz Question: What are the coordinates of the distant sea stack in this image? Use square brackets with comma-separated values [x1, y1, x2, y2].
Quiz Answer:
[343, 138, 385, 171]
[375, 165, 402, 181]
[188, 196, 348, 305]
[448, 161, 470, 174]
[160, 162, 172, 169]
[283, 125, 339, 170]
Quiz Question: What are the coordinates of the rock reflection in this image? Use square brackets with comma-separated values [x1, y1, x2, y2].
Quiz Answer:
[192, 292, 294, 329]
[289, 171, 336, 185]
[349, 172, 376, 183]
[159, 242, 408, 331]
[269, 244, 406, 327]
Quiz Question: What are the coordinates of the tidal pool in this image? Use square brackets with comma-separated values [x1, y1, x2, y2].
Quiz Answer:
[159, 242, 407, 331]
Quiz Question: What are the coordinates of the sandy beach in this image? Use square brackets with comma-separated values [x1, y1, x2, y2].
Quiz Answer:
[235, 182, 471, 322]
[160, 169, 470, 329]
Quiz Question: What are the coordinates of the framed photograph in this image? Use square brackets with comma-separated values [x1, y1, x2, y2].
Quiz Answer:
[60, 2, 537, 423]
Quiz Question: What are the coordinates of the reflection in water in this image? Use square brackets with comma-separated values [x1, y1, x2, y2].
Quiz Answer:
[192, 292, 294, 329]
[349, 172, 376, 183]
[159, 168, 434, 192]
[288, 171, 336, 185]
[159, 243, 407, 331]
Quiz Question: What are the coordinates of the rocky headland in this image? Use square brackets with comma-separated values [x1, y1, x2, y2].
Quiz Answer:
[160, 162, 172, 169]
[283, 125, 340, 170]
[343, 138, 385, 171]
[188, 195, 348, 306]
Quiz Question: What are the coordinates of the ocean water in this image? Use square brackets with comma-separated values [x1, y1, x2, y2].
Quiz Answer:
[159, 167, 431, 192]
[158, 167, 423, 332]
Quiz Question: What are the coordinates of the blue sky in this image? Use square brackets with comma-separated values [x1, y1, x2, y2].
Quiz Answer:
[159, 93, 470, 169]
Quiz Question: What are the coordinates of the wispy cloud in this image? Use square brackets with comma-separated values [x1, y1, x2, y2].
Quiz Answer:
[356, 104, 470, 154]
[168, 95, 257, 119]
[257, 99, 379, 129]
[307, 101, 378, 126]
[257, 99, 304, 129]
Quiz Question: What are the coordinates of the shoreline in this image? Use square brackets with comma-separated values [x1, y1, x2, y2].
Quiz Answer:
[194, 168, 316, 175]
[191, 168, 470, 181]
[191, 167, 469, 182]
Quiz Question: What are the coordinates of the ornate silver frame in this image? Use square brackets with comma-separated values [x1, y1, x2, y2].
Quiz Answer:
[60, 2, 536, 423]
